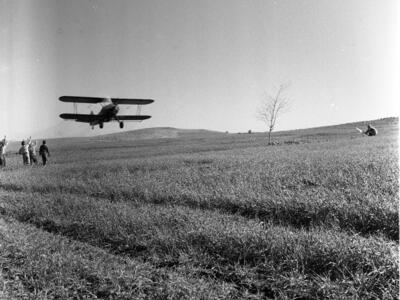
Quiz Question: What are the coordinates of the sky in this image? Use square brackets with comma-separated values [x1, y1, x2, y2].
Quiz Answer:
[1, 0, 399, 138]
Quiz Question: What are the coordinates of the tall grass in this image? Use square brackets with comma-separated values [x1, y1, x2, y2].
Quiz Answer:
[0, 218, 239, 299]
[1, 136, 398, 239]
[1, 192, 398, 298]
[0, 118, 398, 298]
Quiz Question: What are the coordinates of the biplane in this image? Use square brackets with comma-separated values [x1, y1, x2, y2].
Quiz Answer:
[59, 96, 154, 129]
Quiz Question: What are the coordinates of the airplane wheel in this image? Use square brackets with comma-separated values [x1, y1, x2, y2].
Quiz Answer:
[119, 122, 124, 129]
[100, 122, 104, 129]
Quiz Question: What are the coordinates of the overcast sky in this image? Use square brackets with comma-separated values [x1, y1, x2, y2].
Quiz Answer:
[1, 0, 399, 138]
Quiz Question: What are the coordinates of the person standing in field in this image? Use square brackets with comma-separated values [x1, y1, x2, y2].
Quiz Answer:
[39, 140, 50, 166]
[364, 124, 378, 136]
[18, 140, 30, 165]
[27, 137, 38, 164]
[0, 135, 8, 167]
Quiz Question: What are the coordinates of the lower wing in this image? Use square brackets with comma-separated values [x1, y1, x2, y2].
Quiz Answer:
[117, 115, 151, 121]
[60, 114, 151, 122]
[60, 113, 100, 123]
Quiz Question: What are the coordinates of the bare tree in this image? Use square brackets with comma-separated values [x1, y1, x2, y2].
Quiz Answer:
[257, 83, 291, 145]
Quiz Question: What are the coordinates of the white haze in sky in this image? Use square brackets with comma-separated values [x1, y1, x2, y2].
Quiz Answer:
[1, 0, 399, 138]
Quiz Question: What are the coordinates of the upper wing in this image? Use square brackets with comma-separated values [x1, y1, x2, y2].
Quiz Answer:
[59, 96, 105, 104]
[60, 113, 100, 123]
[111, 98, 154, 105]
[117, 115, 152, 120]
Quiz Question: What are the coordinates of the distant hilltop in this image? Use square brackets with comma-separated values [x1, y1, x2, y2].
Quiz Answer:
[90, 117, 398, 142]
[25, 116, 398, 141]
[95, 127, 224, 141]
[276, 116, 398, 137]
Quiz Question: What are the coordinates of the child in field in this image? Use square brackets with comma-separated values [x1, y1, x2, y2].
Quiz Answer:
[0, 135, 8, 167]
[364, 124, 377, 136]
[39, 140, 50, 166]
[27, 137, 38, 164]
[18, 140, 30, 165]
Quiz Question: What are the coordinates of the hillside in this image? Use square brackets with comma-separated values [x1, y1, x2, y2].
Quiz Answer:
[94, 117, 398, 141]
[5, 117, 397, 155]
[82, 117, 397, 146]
[94, 127, 225, 141]
[277, 117, 398, 138]
[28, 117, 398, 143]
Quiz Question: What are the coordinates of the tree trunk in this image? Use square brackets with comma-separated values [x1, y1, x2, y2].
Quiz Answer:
[268, 129, 272, 145]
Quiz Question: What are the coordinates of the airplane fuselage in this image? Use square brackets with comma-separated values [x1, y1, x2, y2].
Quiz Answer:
[90, 103, 120, 126]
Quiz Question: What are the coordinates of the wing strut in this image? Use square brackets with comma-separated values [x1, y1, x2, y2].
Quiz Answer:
[74, 102, 78, 114]
[136, 105, 142, 115]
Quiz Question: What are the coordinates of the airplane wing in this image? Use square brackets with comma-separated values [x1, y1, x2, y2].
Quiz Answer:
[59, 96, 105, 103]
[111, 98, 154, 105]
[59, 113, 100, 123]
[117, 115, 152, 120]
[60, 114, 151, 122]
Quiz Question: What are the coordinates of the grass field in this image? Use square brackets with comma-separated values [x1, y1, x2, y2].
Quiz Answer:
[0, 117, 398, 299]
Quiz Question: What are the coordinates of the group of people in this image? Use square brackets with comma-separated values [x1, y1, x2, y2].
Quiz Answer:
[0, 136, 50, 167]
[18, 137, 51, 166]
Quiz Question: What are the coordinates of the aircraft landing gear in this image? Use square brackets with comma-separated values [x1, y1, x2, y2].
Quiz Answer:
[119, 121, 124, 129]
[100, 122, 104, 129]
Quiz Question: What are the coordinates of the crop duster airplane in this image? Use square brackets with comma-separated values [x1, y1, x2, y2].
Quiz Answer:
[59, 96, 154, 129]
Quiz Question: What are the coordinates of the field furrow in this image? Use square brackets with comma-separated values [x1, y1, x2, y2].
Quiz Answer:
[0, 118, 398, 298]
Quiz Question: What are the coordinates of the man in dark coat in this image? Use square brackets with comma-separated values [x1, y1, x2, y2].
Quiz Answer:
[39, 140, 50, 166]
